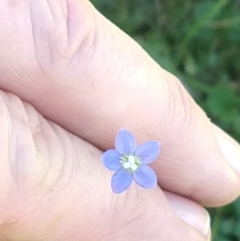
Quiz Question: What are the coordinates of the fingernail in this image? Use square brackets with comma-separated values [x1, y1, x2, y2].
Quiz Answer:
[213, 124, 240, 176]
[165, 192, 210, 236]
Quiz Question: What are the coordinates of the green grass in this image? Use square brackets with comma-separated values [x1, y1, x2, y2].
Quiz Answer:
[90, 0, 240, 240]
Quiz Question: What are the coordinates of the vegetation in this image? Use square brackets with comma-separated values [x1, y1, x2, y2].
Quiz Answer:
[91, 0, 240, 240]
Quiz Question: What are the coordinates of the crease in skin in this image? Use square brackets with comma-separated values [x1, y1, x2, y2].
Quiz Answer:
[66, 0, 70, 47]
[66, 12, 98, 70]
[39, 0, 95, 65]
[16, 60, 36, 84]
[23, 106, 73, 195]
[0, 94, 18, 225]
[91, 17, 163, 94]
[100, 20, 166, 95]
[0, 59, 22, 81]
[67, 0, 99, 55]
[47, 123, 76, 192]
[28, 1, 52, 77]
[45, 0, 57, 24]
[174, 83, 193, 132]
[161, 70, 193, 134]
[6, 93, 45, 191]
[29, 119, 51, 187]
[0, 93, 39, 232]
[0, 92, 64, 221]
[2, 93, 37, 195]
[0, 92, 74, 239]
[44, 0, 72, 63]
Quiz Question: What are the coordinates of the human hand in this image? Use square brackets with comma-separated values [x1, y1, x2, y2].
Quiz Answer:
[0, 1, 239, 240]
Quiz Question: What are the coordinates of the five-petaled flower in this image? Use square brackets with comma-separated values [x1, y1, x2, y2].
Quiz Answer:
[102, 129, 161, 193]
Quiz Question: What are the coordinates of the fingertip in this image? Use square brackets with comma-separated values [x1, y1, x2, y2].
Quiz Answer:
[213, 124, 240, 177]
[164, 191, 210, 237]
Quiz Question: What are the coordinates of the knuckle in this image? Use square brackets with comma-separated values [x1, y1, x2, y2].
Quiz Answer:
[29, 0, 97, 68]
[165, 74, 194, 132]
[0, 91, 63, 230]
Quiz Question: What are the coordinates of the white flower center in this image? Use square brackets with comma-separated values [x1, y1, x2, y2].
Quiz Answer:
[121, 155, 141, 172]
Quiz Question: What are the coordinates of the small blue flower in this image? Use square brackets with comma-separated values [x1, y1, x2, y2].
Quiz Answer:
[102, 129, 161, 193]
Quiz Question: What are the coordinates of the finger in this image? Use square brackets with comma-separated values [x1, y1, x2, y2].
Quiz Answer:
[0, 0, 239, 206]
[213, 124, 240, 176]
[164, 191, 210, 237]
[0, 91, 208, 241]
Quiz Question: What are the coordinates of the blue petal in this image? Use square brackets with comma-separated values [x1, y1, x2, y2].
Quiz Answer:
[133, 165, 157, 189]
[111, 168, 133, 193]
[115, 129, 136, 155]
[135, 141, 160, 164]
[102, 150, 121, 171]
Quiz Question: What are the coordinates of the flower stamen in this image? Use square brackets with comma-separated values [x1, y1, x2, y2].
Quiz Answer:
[120, 155, 141, 172]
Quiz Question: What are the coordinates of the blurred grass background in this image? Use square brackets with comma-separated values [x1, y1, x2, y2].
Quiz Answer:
[91, 0, 240, 240]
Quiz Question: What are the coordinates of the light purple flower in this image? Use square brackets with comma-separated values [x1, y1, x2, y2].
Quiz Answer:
[102, 129, 161, 193]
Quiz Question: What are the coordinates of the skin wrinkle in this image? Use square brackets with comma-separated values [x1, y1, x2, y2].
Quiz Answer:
[166, 78, 177, 125]
[0, 59, 22, 81]
[161, 70, 192, 133]
[104, 17, 149, 89]
[67, 17, 97, 70]
[9, 97, 50, 193]
[28, 0, 61, 75]
[46, 125, 65, 191]
[178, 88, 199, 135]
[100, 23, 163, 94]
[32, 120, 65, 193]
[102, 208, 144, 240]
[45, 0, 56, 24]
[47, 123, 74, 192]
[99, 17, 126, 79]
[52, 0, 97, 67]
[0, 92, 87, 239]
[46, 31, 54, 66]
[7, 107, 19, 193]
[28, 3, 49, 78]
[5, 94, 31, 195]
[15, 113, 34, 197]
[158, 92, 176, 137]
[0, 93, 26, 227]
[77, 10, 159, 93]
[6, 97, 39, 200]
[110, 191, 156, 237]
[0, 1, 47, 93]
[36, 0, 93, 71]
[69, 135, 84, 187]
[16, 60, 35, 84]
[102, 191, 202, 241]
[1, 92, 61, 203]
[174, 82, 193, 131]
[25, 106, 52, 189]
[44, 0, 70, 64]
[0, 61, 42, 101]
[1, 100, 22, 226]
[66, 0, 70, 47]
[97, 205, 147, 241]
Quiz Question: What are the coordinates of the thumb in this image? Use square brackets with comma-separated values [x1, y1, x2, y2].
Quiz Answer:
[0, 0, 239, 206]
[0, 91, 210, 241]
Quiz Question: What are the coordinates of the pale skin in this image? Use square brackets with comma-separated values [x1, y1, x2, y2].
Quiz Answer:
[0, 0, 240, 240]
